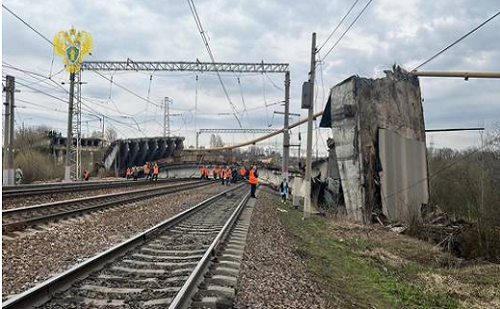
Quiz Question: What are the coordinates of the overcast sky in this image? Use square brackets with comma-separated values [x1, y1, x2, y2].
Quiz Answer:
[2, 0, 499, 153]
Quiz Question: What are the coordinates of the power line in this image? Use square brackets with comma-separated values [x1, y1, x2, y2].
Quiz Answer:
[264, 72, 284, 92]
[14, 79, 68, 104]
[10, 64, 142, 120]
[261, 74, 270, 127]
[16, 98, 67, 114]
[3, 3, 163, 123]
[317, 0, 360, 52]
[413, 10, 500, 71]
[382, 133, 500, 203]
[186, 0, 242, 127]
[2, 4, 53, 46]
[321, 0, 374, 62]
[13, 75, 146, 135]
[91, 70, 162, 109]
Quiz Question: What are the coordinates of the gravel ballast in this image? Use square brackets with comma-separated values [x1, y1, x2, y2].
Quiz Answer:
[2, 183, 230, 299]
[235, 187, 328, 308]
[2, 180, 189, 209]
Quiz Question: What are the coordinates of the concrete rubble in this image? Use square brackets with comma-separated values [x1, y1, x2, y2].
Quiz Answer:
[320, 66, 429, 223]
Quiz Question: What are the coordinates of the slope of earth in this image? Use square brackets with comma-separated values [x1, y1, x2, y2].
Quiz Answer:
[239, 187, 500, 309]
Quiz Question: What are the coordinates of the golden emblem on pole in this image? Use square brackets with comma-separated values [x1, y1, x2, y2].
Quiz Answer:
[53, 27, 92, 73]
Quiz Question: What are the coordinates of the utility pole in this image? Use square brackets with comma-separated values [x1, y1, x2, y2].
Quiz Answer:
[282, 71, 291, 179]
[163, 97, 171, 137]
[3, 75, 16, 185]
[64, 72, 76, 181]
[101, 116, 105, 147]
[298, 132, 302, 164]
[195, 75, 199, 148]
[303, 32, 316, 218]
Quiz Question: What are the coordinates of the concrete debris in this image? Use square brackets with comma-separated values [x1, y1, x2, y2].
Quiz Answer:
[320, 66, 428, 223]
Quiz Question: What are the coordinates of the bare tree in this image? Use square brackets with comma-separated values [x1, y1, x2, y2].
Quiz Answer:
[90, 131, 102, 138]
[105, 127, 118, 142]
[209, 134, 224, 148]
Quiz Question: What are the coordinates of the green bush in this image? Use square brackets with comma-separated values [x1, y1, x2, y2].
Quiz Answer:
[428, 147, 500, 262]
[14, 150, 63, 183]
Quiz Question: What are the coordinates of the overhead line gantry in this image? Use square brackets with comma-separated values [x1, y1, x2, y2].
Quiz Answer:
[81, 59, 292, 177]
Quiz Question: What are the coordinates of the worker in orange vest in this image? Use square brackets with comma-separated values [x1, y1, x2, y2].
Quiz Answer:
[83, 169, 90, 181]
[219, 166, 224, 184]
[152, 163, 159, 181]
[224, 166, 232, 186]
[212, 165, 218, 179]
[143, 162, 150, 180]
[239, 165, 246, 180]
[248, 165, 258, 198]
[125, 167, 132, 179]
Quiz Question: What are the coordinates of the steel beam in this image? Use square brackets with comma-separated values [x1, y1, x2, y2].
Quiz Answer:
[81, 60, 289, 73]
[198, 128, 279, 134]
[413, 70, 500, 79]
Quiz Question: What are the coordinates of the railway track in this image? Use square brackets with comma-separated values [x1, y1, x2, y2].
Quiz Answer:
[2, 180, 213, 233]
[2, 184, 253, 309]
[2, 178, 188, 199]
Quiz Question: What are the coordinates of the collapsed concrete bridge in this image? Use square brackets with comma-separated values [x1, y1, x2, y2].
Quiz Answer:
[102, 136, 184, 175]
[320, 66, 429, 224]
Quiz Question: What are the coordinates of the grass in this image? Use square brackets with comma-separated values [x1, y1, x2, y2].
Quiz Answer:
[269, 190, 500, 308]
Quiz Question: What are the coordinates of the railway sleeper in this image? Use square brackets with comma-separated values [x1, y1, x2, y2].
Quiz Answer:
[191, 197, 255, 309]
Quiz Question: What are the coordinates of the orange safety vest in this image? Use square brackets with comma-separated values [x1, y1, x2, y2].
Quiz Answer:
[153, 165, 159, 174]
[143, 164, 150, 174]
[240, 167, 246, 176]
[224, 168, 231, 178]
[248, 169, 258, 185]
[126, 168, 131, 176]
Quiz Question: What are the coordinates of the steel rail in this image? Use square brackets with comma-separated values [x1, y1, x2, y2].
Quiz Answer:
[2, 178, 187, 198]
[169, 190, 250, 308]
[1, 184, 247, 309]
[2, 180, 213, 232]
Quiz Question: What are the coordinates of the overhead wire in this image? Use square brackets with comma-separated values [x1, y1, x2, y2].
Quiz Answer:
[91, 70, 162, 109]
[412, 10, 500, 70]
[1, 8, 166, 122]
[263, 72, 284, 92]
[321, 0, 374, 62]
[261, 73, 270, 127]
[381, 133, 500, 203]
[4, 63, 134, 119]
[13, 74, 147, 135]
[186, 0, 242, 127]
[317, 0, 360, 52]
[2, 4, 54, 46]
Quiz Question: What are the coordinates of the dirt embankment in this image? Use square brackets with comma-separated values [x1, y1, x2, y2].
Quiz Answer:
[239, 187, 500, 309]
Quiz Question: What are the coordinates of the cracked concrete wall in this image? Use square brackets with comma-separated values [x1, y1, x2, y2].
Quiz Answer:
[328, 67, 427, 223]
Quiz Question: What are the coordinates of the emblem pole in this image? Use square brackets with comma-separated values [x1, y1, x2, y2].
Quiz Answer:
[64, 72, 75, 181]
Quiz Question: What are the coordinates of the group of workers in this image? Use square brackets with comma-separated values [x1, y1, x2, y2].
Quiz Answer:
[199, 163, 259, 198]
[125, 162, 159, 181]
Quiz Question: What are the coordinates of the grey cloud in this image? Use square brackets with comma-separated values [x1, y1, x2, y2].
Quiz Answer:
[3, 0, 499, 149]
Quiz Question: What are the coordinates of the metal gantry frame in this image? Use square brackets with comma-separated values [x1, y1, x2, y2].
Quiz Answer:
[81, 60, 289, 73]
[81, 60, 291, 177]
[71, 71, 83, 180]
